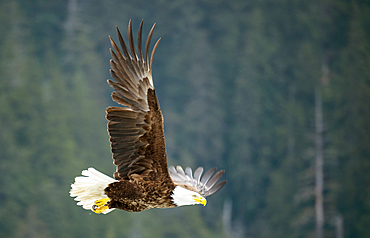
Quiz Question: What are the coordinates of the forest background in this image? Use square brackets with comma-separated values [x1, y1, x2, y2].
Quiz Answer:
[0, 0, 369, 237]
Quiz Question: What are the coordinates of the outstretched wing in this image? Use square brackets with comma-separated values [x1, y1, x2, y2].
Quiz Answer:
[169, 166, 226, 197]
[107, 20, 169, 181]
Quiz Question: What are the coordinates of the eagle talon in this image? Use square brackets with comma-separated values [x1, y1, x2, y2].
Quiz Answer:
[92, 197, 110, 214]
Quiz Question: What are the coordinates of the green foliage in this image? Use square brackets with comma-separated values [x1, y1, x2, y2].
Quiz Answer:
[0, 0, 369, 237]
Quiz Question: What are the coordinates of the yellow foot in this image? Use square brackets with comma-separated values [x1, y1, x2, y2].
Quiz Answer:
[92, 197, 110, 214]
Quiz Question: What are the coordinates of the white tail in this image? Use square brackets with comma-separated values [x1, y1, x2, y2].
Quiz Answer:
[70, 167, 117, 214]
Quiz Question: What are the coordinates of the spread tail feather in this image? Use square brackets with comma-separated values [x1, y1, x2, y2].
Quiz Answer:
[70, 168, 117, 214]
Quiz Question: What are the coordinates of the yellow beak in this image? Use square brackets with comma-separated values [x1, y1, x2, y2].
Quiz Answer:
[194, 197, 207, 206]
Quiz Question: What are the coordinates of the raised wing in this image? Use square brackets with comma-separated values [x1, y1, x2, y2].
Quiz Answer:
[107, 20, 169, 181]
[169, 165, 226, 197]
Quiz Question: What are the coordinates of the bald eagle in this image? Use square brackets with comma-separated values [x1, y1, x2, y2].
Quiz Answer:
[69, 20, 226, 214]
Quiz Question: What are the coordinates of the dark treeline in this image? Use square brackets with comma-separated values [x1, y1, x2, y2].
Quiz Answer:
[0, 0, 369, 237]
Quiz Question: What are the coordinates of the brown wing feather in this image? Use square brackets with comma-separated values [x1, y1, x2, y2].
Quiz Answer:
[107, 20, 169, 181]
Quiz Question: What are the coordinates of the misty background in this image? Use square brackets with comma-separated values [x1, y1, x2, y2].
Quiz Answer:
[0, 0, 369, 237]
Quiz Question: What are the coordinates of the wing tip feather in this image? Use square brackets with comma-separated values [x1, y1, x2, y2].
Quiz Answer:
[169, 165, 226, 197]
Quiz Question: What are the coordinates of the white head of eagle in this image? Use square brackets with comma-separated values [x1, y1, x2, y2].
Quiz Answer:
[171, 186, 207, 206]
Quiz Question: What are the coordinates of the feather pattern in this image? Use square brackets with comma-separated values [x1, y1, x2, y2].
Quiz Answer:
[107, 20, 168, 181]
[169, 165, 226, 197]
[70, 168, 118, 214]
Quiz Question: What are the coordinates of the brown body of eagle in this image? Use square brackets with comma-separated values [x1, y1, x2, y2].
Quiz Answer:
[70, 20, 226, 214]
[105, 89, 176, 212]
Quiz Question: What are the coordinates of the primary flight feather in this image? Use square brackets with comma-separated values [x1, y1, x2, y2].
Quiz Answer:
[70, 20, 226, 213]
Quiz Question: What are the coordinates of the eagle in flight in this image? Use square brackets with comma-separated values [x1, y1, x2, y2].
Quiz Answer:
[70, 20, 226, 213]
